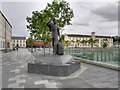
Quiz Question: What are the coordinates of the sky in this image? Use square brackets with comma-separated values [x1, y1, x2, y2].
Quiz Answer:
[1, 0, 119, 37]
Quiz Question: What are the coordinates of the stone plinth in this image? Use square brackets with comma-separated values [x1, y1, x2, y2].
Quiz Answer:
[28, 55, 81, 76]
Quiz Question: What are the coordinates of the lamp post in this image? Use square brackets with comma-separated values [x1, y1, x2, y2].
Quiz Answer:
[34, 37, 36, 52]
[28, 38, 29, 50]
[30, 33, 33, 53]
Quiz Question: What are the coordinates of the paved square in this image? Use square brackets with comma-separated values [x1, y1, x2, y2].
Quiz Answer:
[1, 48, 119, 88]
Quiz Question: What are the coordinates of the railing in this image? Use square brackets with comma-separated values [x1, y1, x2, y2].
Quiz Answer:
[64, 47, 119, 67]
[28, 47, 119, 67]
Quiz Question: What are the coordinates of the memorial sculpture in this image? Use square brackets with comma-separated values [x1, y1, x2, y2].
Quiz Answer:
[47, 19, 64, 55]
[28, 20, 80, 76]
[27, 0, 80, 76]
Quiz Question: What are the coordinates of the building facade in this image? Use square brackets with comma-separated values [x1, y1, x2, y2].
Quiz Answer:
[12, 36, 26, 48]
[0, 11, 12, 50]
[64, 32, 113, 48]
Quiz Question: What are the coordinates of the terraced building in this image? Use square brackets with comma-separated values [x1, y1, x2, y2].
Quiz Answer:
[0, 11, 12, 51]
[64, 32, 113, 48]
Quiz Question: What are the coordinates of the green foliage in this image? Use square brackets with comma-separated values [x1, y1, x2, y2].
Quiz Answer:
[26, 0, 74, 54]
[26, 11, 52, 55]
[113, 36, 120, 43]
[26, 11, 52, 42]
[26, 0, 74, 40]
[61, 35, 65, 41]
[102, 43, 108, 48]
[27, 38, 35, 46]
[26, 11, 50, 37]
[81, 40, 87, 46]
[87, 38, 97, 48]
[101, 39, 108, 48]
[71, 40, 75, 43]
[76, 40, 80, 47]
[70, 40, 75, 47]
[43, 0, 74, 28]
[82, 54, 94, 58]
[64, 40, 70, 48]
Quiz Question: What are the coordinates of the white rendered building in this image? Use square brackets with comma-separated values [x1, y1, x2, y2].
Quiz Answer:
[64, 32, 113, 48]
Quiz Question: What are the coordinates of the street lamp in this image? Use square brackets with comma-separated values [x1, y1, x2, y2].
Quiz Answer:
[28, 38, 29, 50]
[30, 33, 33, 53]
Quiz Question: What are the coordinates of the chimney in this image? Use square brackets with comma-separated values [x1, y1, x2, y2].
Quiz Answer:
[91, 32, 95, 39]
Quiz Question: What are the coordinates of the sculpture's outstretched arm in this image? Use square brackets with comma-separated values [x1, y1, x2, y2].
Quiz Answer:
[47, 21, 52, 31]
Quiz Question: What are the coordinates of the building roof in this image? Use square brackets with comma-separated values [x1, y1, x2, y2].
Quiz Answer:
[0, 11, 12, 28]
[67, 34, 112, 38]
[12, 36, 26, 40]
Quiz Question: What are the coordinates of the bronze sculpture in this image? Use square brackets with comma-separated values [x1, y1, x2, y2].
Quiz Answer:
[47, 19, 64, 55]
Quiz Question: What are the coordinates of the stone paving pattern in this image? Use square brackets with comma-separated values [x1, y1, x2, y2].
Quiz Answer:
[1, 48, 119, 88]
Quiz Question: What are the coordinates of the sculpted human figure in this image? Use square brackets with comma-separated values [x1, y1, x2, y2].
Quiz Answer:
[47, 19, 60, 55]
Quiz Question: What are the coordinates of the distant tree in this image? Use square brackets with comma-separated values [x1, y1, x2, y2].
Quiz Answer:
[27, 38, 35, 47]
[76, 40, 80, 47]
[87, 38, 97, 48]
[118, 37, 120, 43]
[101, 39, 108, 48]
[71, 40, 75, 48]
[64, 40, 71, 48]
[81, 40, 87, 47]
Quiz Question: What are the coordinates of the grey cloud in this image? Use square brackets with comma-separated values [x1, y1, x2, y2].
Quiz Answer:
[1, 2, 118, 37]
[91, 3, 118, 22]
[73, 22, 89, 26]
[2, 2, 46, 37]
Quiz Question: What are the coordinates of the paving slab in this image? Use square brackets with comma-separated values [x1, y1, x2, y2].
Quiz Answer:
[79, 63, 118, 88]
[59, 77, 94, 88]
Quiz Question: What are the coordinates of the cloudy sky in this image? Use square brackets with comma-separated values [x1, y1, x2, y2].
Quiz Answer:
[1, 0, 118, 37]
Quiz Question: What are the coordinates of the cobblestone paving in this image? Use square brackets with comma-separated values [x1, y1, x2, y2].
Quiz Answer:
[1, 48, 119, 88]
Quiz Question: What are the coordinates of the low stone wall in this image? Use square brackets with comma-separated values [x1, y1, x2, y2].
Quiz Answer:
[78, 58, 120, 71]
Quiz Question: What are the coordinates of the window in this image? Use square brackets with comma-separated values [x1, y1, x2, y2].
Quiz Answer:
[17, 40, 19, 42]
[14, 40, 15, 42]
[20, 40, 22, 43]
[23, 44, 25, 47]
[7, 42, 10, 48]
[3, 41, 4, 48]
[16, 44, 19, 47]
[20, 44, 22, 46]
